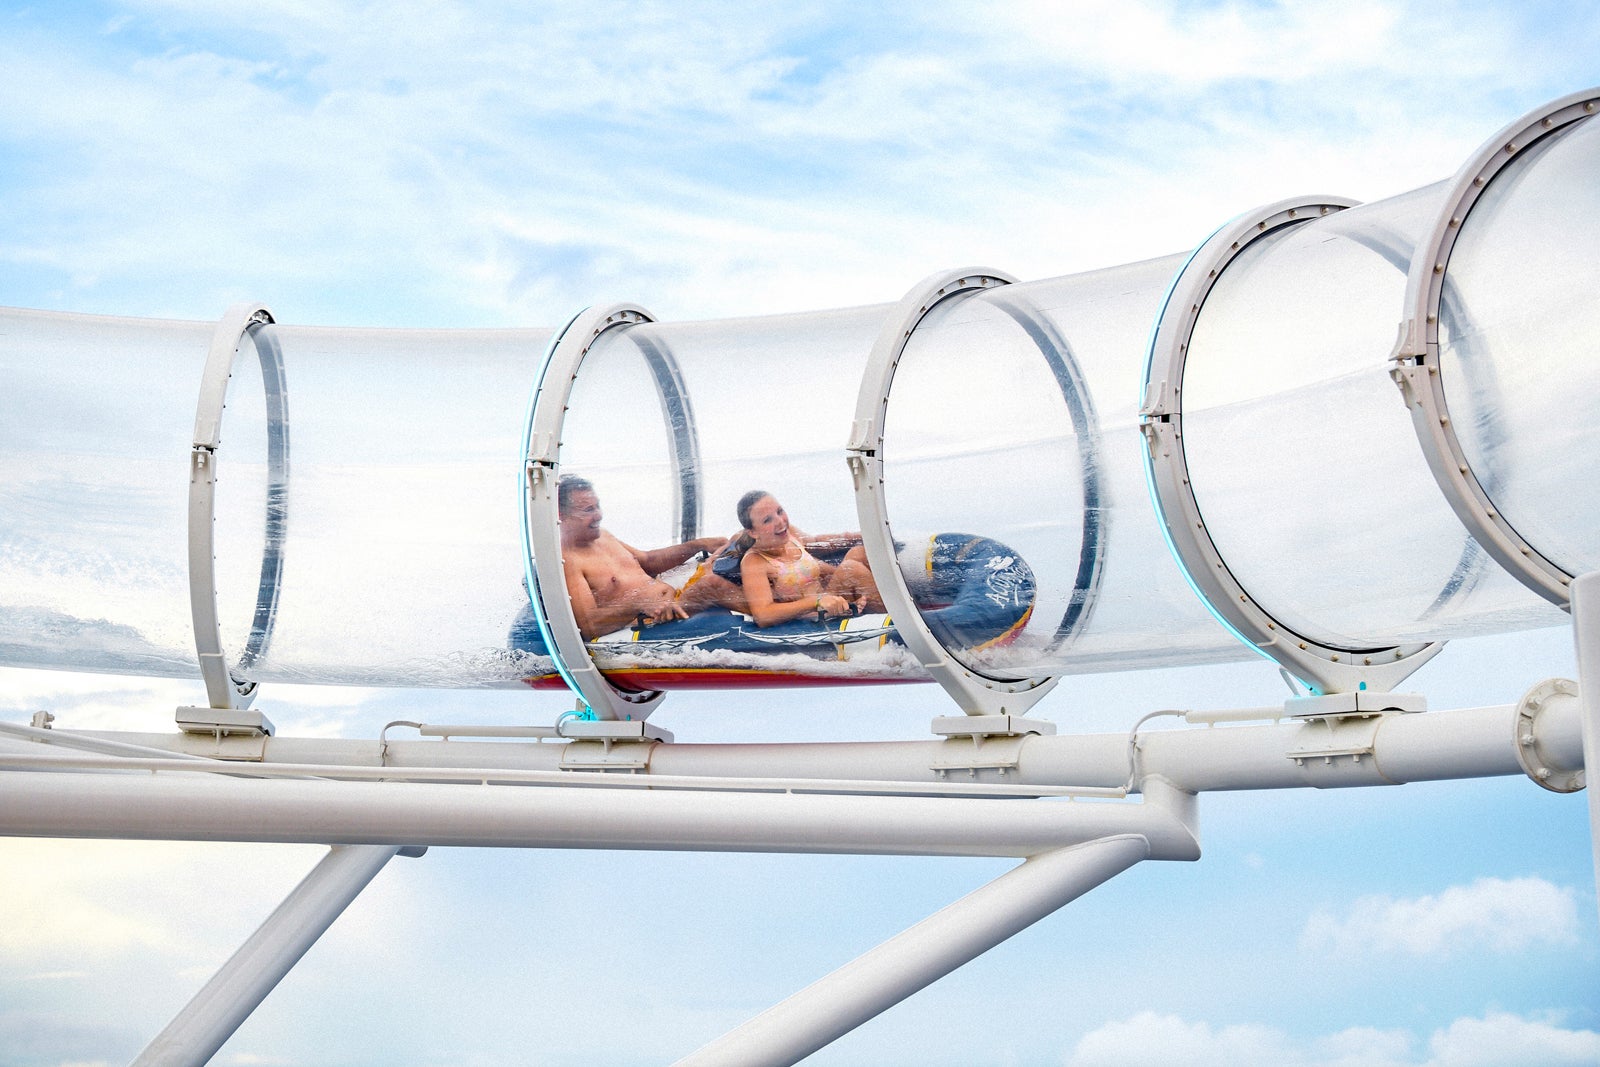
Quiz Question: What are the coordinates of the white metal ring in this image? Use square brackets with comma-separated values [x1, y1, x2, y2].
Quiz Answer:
[523, 304, 668, 721]
[848, 267, 1062, 717]
[1390, 88, 1600, 608]
[188, 302, 288, 710]
[1140, 198, 1444, 695]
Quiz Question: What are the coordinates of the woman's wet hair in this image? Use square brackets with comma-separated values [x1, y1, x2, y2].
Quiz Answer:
[736, 489, 773, 530]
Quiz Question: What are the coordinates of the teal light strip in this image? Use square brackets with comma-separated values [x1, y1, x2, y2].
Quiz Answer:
[1137, 225, 1316, 695]
[520, 308, 591, 711]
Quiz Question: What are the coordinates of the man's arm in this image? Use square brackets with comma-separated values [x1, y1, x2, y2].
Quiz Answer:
[631, 535, 731, 577]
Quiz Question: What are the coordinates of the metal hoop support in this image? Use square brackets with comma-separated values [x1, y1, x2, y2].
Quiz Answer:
[523, 303, 687, 722]
[1390, 88, 1600, 609]
[1140, 198, 1443, 696]
[188, 302, 289, 713]
[848, 268, 1059, 719]
[631, 331, 704, 545]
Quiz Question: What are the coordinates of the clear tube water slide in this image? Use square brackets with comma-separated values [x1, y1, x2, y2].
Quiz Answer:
[0, 90, 1594, 713]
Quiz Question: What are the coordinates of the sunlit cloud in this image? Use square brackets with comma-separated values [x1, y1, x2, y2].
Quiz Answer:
[0, 666, 201, 733]
[1299, 876, 1582, 957]
[0, 839, 319, 960]
[1424, 1010, 1600, 1067]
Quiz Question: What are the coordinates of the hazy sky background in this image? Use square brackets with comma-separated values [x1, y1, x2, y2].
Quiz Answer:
[2, 2, 1598, 1065]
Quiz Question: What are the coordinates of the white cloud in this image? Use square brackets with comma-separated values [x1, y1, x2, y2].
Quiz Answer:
[1064, 1010, 1600, 1067]
[987, 0, 1405, 87]
[0, 838, 322, 960]
[4, 0, 1588, 328]
[1300, 876, 1583, 957]
[1065, 1011, 1414, 1067]
[0, 664, 415, 739]
[0, 666, 202, 733]
[1425, 1011, 1600, 1067]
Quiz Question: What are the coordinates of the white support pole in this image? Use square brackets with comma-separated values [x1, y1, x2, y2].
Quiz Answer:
[130, 843, 400, 1067]
[674, 833, 1150, 1067]
[1570, 572, 1600, 928]
[0, 768, 1199, 861]
[54, 694, 1584, 794]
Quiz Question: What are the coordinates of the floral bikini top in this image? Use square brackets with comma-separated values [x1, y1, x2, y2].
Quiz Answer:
[762, 537, 825, 602]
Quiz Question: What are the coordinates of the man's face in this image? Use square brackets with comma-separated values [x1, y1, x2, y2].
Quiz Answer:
[560, 489, 604, 546]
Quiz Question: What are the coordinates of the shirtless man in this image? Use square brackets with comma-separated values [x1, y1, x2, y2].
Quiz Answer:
[558, 475, 742, 640]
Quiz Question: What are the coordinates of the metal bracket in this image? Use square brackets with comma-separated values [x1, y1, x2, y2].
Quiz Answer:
[558, 721, 672, 771]
[931, 714, 1055, 739]
[1512, 677, 1584, 793]
[1285, 691, 1426, 719]
[1286, 713, 1384, 768]
[175, 706, 274, 760]
[929, 715, 1053, 778]
[558, 719, 675, 744]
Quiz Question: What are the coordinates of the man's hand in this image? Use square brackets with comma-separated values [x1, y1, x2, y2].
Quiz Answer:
[647, 599, 690, 625]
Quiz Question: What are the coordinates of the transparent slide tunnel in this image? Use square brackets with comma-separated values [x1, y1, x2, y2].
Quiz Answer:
[0, 89, 1594, 718]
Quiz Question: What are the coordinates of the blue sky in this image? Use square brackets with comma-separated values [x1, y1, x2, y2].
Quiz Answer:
[1, 2, 1598, 1065]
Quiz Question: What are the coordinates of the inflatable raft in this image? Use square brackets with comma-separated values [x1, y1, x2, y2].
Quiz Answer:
[509, 534, 1035, 690]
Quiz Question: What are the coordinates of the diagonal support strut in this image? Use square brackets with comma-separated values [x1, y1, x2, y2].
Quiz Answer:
[131, 843, 403, 1067]
[673, 832, 1151, 1067]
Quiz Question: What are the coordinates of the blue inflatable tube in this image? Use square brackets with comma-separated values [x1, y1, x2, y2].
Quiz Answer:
[508, 534, 1035, 690]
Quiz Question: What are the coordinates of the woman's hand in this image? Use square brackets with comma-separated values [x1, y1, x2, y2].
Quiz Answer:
[815, 593, 850, 617]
